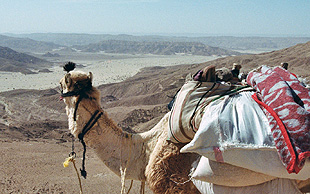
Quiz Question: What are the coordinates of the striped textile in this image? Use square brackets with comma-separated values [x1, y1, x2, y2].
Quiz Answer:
[168, 80, 250, 143]
[247, 65, 310, 174]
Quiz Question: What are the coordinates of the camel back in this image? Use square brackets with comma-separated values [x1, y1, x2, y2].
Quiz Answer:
[168, 80, 250, 143]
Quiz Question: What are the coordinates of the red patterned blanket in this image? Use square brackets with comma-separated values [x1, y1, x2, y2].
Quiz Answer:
[247, 65, 310, 174]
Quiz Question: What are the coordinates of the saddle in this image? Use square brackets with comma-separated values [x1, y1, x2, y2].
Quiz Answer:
[168, 64, 249, 143]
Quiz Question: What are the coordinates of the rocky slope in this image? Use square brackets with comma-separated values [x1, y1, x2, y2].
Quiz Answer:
[201, 41, 310, 78]
[0, 46, 52, 74]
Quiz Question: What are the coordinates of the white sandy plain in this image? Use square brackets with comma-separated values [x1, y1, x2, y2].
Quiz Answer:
[0, 55, 220, 92]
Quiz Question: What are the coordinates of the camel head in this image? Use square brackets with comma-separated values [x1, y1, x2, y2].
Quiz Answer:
[60, 64, 101, 136]
[60, 71, 93, 97]
[60, 68, 101, 103]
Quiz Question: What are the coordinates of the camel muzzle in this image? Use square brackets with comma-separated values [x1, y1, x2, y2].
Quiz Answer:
[61, 90, 80, 97]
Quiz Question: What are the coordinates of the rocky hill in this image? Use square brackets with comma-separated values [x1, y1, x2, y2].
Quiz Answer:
[0, 46, 52, 74]
[74, 40, 241, 56]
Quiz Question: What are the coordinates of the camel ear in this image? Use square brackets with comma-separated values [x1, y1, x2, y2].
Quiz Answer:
[88, 72, 93, 83]
[65, 73, 72, 87]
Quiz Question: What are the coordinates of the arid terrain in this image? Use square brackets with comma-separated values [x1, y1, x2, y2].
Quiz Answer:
[1, 40, 310, 193]
[0, 53, 214, 194]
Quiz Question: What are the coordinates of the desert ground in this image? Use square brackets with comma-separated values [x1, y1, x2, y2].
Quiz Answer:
[0, 53, 219, 194]
[0, 140, 153, 194]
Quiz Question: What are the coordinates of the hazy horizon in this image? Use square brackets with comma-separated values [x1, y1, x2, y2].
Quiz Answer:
[3, 32, 310, 38]
[1, 0, 310, 37]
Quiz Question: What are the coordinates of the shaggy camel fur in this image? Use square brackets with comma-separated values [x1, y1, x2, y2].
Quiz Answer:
[60, 70, 200, 193]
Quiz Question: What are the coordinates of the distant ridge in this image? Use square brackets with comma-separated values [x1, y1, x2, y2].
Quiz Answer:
[0, 34, 61, 52]
[0, 46, 51, 74]
[74, 40, 241, 56]
[8, 33, 310, 50]
[1, 34, 240, 56]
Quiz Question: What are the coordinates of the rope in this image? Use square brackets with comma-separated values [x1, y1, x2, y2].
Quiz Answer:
[72, 159, 83, 194]
[170, 177, 192, 185]
[78, 110, 103, 179]
[70, 136, 76, 158]
[63, 156, 83, 194]
[79, 139, 87, 179]
[126, 180, 133, 194]
[74, 95, 84, 121]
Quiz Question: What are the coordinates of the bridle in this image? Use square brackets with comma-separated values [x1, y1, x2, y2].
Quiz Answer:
[61, 86, 103, 179]
[61, 90, 86, 122]
[61, 80, 93, 121]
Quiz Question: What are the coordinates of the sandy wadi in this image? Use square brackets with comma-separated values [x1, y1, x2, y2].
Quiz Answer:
[0, 54, 218, 92]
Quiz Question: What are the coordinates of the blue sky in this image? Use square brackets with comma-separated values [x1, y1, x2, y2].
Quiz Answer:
[0, 0, 309, 36]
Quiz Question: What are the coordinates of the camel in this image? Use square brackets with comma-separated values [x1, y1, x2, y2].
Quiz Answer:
[60, 69, 201, 193]
[60, 68, 309, 193]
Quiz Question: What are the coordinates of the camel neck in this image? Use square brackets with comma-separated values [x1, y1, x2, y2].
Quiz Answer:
[73, 98, 147, 180]
[74, 97, 126, 142]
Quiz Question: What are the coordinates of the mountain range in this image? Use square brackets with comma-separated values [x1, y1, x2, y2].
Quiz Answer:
[0, 34, 241, 57]
[7, 33, 310, 50]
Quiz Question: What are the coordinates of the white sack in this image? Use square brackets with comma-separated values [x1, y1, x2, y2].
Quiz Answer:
[191, 156, 275, 187]
[181, 92, 310, 180]
[192, 178, 302, 194]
